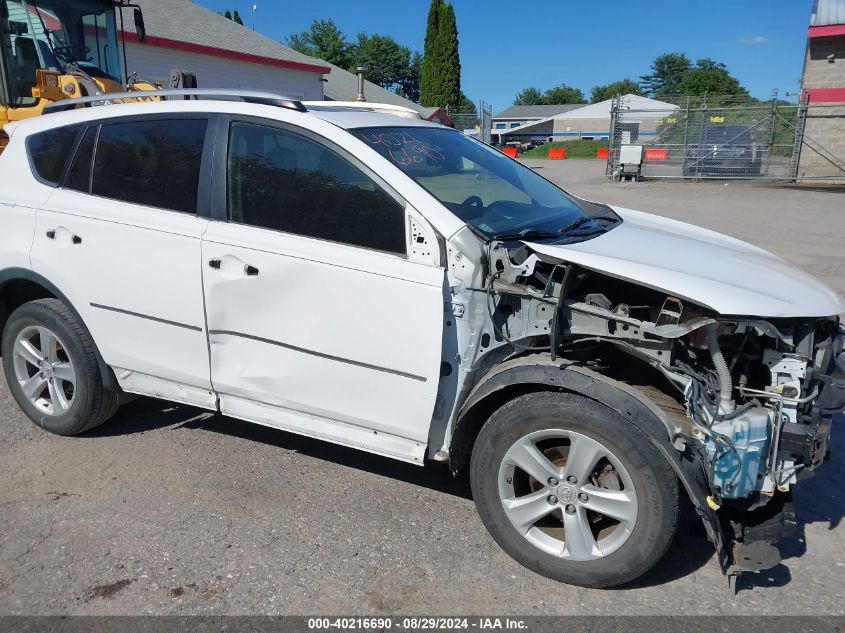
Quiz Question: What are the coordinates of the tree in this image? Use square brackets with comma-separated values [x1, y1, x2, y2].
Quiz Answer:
[436, 3, 461, 109]
[399, 52, 423, 102]
[590, 79, 643, 103]
[232, 9, 243, 25]
[640, 53, 691, 99]
[351, 33, 414, 94]
[457, 91, 476, 114]
[678, 58, 748, 98]
[286, 19, 352, 69]
[541, 84, 585, 105]
[420, 0, 443, 107]
[420, 0, 461, 109]
[223, 9, 232, 20]
[513, 87, 543, 106]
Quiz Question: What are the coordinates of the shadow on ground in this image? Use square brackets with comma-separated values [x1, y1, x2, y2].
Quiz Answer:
[85, 399, 845, 591]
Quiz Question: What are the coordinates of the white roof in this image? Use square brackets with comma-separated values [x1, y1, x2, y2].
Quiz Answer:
[492, 94, 678, 137]
[555, 94, 677, 120]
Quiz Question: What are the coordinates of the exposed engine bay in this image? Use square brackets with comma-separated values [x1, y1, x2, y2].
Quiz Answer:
[444, 228, 845, 576]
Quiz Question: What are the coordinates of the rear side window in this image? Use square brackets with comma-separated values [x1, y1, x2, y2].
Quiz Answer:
[92, 118, 207, 214]
[27, 124, 82, 185]
[64, 127, 98, 193]
[227, 122, 406, 254]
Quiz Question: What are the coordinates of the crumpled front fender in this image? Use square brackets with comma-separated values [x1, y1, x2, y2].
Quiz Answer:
[450, 354, 733, 572]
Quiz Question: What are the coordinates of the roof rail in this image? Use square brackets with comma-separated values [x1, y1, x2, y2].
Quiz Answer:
[302, 101, 423, 120]
[41, 88, 307, 115]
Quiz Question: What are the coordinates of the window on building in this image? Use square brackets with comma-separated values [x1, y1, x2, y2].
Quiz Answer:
[227, 122, 406, 255]
[64, 126, 97, 193]
[510, 123, 520, 128]
[91, 118, 207, 213]
[27, 123, 81, 185]
[495, 123, 506, 129]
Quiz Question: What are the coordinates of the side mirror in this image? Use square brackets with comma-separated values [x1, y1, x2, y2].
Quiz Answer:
[134, 7, 146, 42]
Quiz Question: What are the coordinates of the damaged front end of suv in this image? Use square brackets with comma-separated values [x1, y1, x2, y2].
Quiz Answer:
[354, 125, 844, 583]
[441, 204, 845, 578]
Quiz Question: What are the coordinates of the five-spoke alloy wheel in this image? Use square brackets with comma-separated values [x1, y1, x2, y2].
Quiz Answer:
[2, 298, 120, 435]
[12, 325, 77, 416]
[471, 391, 679, 588]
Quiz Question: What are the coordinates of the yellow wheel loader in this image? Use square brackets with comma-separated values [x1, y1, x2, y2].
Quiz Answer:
[0, 0, 194, 152]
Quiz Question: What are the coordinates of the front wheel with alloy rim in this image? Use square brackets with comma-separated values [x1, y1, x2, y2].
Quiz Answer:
[2, 298, 120, 435]
[470, 391, 679, 588]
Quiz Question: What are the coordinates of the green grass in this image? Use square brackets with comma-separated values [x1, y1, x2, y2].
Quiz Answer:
[519, 139, 609, 159]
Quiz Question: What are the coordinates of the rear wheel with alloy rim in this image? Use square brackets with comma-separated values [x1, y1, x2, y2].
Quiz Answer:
[470, 390, 679, 588]
[2, 298, 120, 435]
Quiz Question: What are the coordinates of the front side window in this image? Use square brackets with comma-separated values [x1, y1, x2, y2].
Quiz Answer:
[227, 122, 406, 255]
[26, 122, 80, 184]
[92, 118, 207, 214]
[352, 126, 616, 242]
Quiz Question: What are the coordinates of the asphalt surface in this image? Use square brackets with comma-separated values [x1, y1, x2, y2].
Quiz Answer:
[1, 161, 844, 615]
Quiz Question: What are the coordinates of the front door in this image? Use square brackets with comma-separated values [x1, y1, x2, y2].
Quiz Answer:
[201, 119, 445, 462]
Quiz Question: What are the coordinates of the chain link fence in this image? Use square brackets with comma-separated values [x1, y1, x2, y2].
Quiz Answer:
[446, 100, 492, 144]
[606, 93, 808, 181]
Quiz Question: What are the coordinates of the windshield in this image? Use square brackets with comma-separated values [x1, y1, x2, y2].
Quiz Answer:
[352, 126, 616, 241]
[1, 0, 120, 106]
[699, 126, 753, 145]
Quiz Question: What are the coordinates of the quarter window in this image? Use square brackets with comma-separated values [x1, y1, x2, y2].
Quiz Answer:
[91, 118, 207, 214]
[27, 124, 81, 185]
[227, 122, 406, 255]
[64, 126, 97, 193]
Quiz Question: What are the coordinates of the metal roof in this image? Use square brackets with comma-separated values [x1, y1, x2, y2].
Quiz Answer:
[493, 104, 587, 120]
[125, 0, 330, 74]
[811, 0, 845, 26]
[322, 63, 422, 111]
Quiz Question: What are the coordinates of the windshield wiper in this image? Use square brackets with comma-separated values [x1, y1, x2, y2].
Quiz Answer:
[558, 214, 620, 234]
[492, 228, 563, 242]
[492, 214, 620, 243]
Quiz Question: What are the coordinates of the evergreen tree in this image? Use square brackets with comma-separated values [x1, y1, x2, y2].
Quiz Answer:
[420, 0, 443, 107]
[223, 9, 232, 20]
[286, 18, 352, 69]
[437, 2, 461, 110]
[233, 9, 243, 25]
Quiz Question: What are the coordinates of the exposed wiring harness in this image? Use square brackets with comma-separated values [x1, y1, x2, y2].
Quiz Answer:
[665, 362, 751, 496]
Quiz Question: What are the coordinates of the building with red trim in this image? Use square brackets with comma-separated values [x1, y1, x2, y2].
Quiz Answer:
[122, 0, 330, 100]
[120, 0, 452, 125]
[799, 0, 845, 180]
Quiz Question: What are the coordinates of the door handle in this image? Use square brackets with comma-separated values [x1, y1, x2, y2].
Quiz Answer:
[71, 235, 82, 245]
[244, 265, 259, 277]
[208, 259, 222, 270]
[46, 230, 56, 240]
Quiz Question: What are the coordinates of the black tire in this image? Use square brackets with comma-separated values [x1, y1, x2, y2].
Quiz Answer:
[1, 298, 120, 435]
[470, 391, 679, 588]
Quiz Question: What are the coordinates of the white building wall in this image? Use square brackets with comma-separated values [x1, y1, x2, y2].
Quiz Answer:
[124, 43, 324, 100]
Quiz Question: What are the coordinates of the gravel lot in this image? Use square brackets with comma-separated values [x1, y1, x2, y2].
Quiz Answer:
[1, 161, 844, 615]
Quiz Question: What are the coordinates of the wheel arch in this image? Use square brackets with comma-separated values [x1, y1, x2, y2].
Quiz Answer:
[449, 354, 731, 572]
[0, 267, 118, 391]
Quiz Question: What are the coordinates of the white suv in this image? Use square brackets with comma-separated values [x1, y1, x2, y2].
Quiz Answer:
[1, 93, 843, 588]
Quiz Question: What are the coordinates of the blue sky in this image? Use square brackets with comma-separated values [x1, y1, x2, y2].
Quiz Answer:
[196, 0, 812, 111]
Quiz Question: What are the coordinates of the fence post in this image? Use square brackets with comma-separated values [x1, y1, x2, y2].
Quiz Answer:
[790, 93, 809, 182]
[682, 96, 690, 173]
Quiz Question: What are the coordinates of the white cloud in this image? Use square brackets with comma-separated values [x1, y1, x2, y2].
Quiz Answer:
[740, 36, 769, 45]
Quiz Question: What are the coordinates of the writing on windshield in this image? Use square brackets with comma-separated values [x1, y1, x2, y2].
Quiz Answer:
[358, 131, 447, 167]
